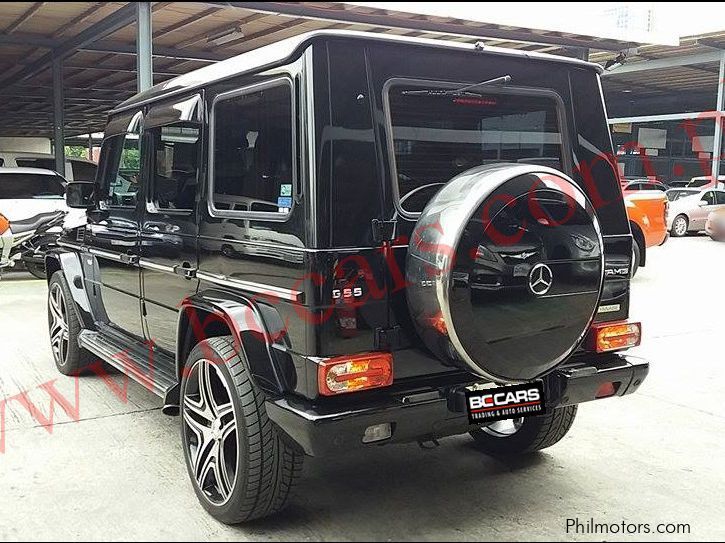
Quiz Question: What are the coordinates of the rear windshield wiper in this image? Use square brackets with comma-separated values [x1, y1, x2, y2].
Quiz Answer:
[402, 75, 512, 97]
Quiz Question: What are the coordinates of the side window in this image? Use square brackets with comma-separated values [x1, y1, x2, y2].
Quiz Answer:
[703, 191, 716, 206]
[99, 129, 141, 208]
[147, 124, 200, 211]
[716, 191, 725, 205]
[71, 160, 98, 182]
[211, 81, 294, 217]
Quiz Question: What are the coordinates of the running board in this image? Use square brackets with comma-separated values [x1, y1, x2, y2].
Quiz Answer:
[78, 329, 178, 399]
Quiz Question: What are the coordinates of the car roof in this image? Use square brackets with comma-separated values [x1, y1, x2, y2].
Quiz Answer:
[0, 166, 61, 175]
[112, 29, 602, 115]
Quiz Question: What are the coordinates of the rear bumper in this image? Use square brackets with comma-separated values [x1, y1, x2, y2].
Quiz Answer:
[266, 352, 649, 456]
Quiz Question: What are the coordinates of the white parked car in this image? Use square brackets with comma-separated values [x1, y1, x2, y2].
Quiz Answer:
[667, 187, 725, 237]
[0, 151, 97, 182]
[0, 167, 85, 225]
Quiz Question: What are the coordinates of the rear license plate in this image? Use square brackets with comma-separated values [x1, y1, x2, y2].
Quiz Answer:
[465, 381, 545, 424]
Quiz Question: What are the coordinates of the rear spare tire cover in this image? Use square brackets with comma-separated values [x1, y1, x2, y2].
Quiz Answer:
[406, 164, 604, 382]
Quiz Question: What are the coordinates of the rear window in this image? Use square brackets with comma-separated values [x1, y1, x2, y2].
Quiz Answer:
[16, 158, 56, 171]
[386, 82, 564, 214]
[0, 173, 65, 199]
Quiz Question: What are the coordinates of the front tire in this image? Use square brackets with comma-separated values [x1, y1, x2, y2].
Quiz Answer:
[671, 214, 689, 237]
[180, 336, 303, 524]
[470, 405, 577, 456]
[48, 271, 92, 375]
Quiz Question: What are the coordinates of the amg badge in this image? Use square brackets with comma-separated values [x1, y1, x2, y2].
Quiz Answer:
[466, 381, 546, 424]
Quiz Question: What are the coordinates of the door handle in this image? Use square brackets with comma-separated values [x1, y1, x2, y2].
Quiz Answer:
[173, 261, 196, 279]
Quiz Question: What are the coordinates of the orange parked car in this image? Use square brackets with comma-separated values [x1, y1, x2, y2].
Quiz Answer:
[623, 191, 669, 274]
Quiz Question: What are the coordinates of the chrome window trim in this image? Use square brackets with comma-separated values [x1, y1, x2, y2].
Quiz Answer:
[207, 76, 297, 222]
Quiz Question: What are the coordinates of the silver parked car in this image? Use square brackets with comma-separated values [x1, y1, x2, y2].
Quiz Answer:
[667, 188, 725, 237]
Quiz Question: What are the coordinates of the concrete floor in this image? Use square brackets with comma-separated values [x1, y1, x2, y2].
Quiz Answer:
[0, 236, 723, 541]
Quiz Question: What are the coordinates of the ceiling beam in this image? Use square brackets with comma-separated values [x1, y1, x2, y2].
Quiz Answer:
[3, 2, 45, 34]
[0, 31, 58, 48]
[80, 40, 224, 62]
[0, 2, 139, 87]
[207, 1, 641, 51]
[52, 2, 109, 38]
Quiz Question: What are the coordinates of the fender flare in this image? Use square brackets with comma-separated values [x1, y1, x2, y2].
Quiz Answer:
[45, 249, 94, 328]
[629, 221, 647, 267]
[176, 288, 292, 396]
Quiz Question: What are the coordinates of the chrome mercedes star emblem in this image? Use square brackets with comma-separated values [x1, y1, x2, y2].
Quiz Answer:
[528, 263, 553, 296]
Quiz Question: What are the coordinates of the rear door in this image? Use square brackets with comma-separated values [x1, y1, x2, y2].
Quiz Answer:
[139, 95, 203, 354]
[85, 111, 144, 338]
[692, 190, 717, 229]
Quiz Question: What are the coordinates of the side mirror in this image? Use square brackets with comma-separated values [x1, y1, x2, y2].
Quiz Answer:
[65, 181, 95, 209]
[698, 200, 709, 207]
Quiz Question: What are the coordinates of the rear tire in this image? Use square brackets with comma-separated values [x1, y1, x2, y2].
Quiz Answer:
[470, 405, 577, 456]
[671, 214, 689, 237]
[180, 336, 303, 524]
[48, 271, 93, 375]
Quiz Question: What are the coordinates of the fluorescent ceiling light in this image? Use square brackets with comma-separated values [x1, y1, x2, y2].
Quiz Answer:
[207, 26, 244, 46]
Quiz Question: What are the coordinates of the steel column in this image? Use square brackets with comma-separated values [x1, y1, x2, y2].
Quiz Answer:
[136, 2, 153, 92]
[52, 57, 65, 176]
[711, 53, 725, 182]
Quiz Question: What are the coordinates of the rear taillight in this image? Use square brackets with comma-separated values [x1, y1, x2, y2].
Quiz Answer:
[318, 352, 393, 396]
[587, 321, 642, 353]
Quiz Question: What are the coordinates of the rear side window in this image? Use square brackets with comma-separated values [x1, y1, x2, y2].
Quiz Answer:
[386, 82, 564, 214]
[71, 160, 97, 182]
[210, 80, 294, 217]
[0, 173, 64, 199]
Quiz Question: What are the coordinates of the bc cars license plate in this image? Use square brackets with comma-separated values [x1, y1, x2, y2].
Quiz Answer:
[465, 381, 545, 424]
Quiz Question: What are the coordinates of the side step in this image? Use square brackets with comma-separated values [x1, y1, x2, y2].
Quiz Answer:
[78, 329, 178, 399]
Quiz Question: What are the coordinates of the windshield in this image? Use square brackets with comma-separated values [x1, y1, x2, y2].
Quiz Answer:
[387, 83, 564, 214]
[0, 173, 65, 199]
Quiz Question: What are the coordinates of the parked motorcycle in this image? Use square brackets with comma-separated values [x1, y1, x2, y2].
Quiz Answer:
[0, 210, 66, 279]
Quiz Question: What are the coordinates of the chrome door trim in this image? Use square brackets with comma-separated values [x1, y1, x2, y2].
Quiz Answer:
[196, 270, 304, 303]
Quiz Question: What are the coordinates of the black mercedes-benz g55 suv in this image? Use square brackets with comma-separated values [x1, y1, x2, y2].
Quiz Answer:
[47, 30, 648, 524]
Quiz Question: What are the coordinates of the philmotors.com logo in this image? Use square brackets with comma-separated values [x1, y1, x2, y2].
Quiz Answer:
[466, 382, 545, 424]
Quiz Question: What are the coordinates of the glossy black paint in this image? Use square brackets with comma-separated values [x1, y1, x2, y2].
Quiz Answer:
[53, 33, 644, 449]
